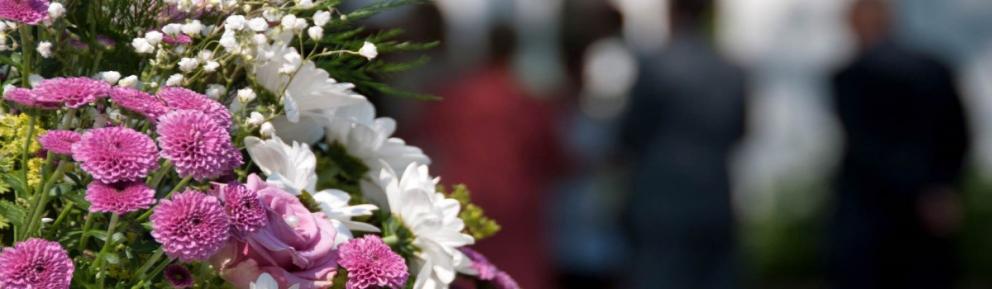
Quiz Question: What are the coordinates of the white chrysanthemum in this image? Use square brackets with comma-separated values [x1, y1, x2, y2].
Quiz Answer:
[244, 135, 317, 195]
[48, 3, 65, 19]
[247, 17, 268, 32]
[365, 163, 475, 289]
[253, 42, 365, 123]
[312, 189, 379, 244]
[245, 136, 379, 244]
[145, 31, 164, 45]
[165, 74, 183, 86]
[181, 20, 203, 36]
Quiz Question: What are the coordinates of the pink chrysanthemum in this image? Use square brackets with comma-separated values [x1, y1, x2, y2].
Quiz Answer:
[215, 183, 267, 234]
[109, 87, 168, 121]
[4, 87, 48, 108]
[0, 0, 49, 25]
[163, 34, 192, 45]
[72, 127, 159, 183]
[157, 110, 241, 181]
[157, 87, 232, 128]
[33, 77, 110, 108]
[85, 181, 156, 215]
[151, 190, 231, 261]
[38, 130, 81, 155]
[0, 238, 74, 289]
[338, 235, 408, 289]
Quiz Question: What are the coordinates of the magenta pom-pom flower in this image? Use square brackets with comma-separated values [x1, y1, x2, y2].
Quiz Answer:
[109, 87, 169, 121]
[85, 181, 156, 215]
[338, 235, 408, 289]
[157, 110, 242, 181]
[151, 190, 231, 261]
[157, 87, 232, 128]
[37, 130, 81, 155]
[215, 183, 267, 234]
[0, 238, 74, 289]
[33, 77, 111, 108]
[72, 127, 159, 183]
[0, 0, 49, 25]
[2, 87, 58, 109]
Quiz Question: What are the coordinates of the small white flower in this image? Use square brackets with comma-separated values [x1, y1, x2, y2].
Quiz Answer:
[178, 57, 199, 73]
[296, 0, 314, 8]
[144, 31, 164, 45]
[248, 17, 268, 32]
[36, 41, 52, 58]
[28, 74, 43, 86]
[3, 84, 16, 94]
[131, 38, 155, 54]
[99, 71, 121, 85]
[219, 31, 240, 53]
[224, 14, 246, 31]
[281, 15, 307, 32]
[307, 26, 323, 41]
[162, 23, 182, 35]
[247, 111, 265, 126]
[41, 217, 54, 223]
[198, 50, 214, 61]
[237, 88, 257, 104]
[205, 84, 227, 99]
[252, 33, 268, 46]
[165, 74, 184, 86]
[203, 61, 220, 72]
[181, 20, 203, 37]
[259, 122, 275, 138]
[107, 108, 123, 122]
[358, 41, 378, 60]
[263, 8, 283, 22]
[118, 75, 138, 87]
[294, 18, 308, 31]
[180, 56, 202, 70]
[0, 22, 8, 32]
[313, 10, 331, 26]
[48, 3, 65, 19]
[278, 51, 303, 74]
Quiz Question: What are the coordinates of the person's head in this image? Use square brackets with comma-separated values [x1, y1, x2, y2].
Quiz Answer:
[669, 0, 714, 30]
[848, 0, 892, 48]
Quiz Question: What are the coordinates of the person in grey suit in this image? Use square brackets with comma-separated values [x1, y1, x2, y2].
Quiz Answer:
[619, 0, 748, 288]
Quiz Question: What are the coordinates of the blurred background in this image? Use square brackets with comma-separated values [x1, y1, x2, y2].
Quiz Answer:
[350, 0, 992, 288]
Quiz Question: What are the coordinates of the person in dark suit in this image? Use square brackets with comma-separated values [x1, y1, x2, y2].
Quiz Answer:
[619, 0, 747, 288]
[829, 1, 970, 288]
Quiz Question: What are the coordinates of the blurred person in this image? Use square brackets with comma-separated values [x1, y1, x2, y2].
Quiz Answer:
[828, 0, 970, 288]
[412, 25, 564, 289]
[618, 0, 748, 288]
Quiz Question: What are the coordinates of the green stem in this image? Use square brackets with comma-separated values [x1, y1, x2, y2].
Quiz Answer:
[146, 160, 173, 188]
[138, 175, 192, 222]
[77, 212, 95, 251]
[19, 114, 36, 196]
[134, 248, 164, 280]
[47, 201, 74, 237]
[18, 25, 32, 85]
[92, 214, 120, 277]
[21, 161, 69, 240]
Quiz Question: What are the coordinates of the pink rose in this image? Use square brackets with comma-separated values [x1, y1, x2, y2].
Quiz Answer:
[211, 174, 339, 289]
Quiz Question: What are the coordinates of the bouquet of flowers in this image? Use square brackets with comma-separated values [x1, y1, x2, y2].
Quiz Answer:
[0, 1, 514, 288]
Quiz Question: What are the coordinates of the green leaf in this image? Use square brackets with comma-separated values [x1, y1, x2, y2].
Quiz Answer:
[1, 172, 28, 196]
[0, 199, 27, 227]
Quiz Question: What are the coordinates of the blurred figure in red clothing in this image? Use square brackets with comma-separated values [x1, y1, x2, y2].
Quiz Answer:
[412, 25, 566, 289]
